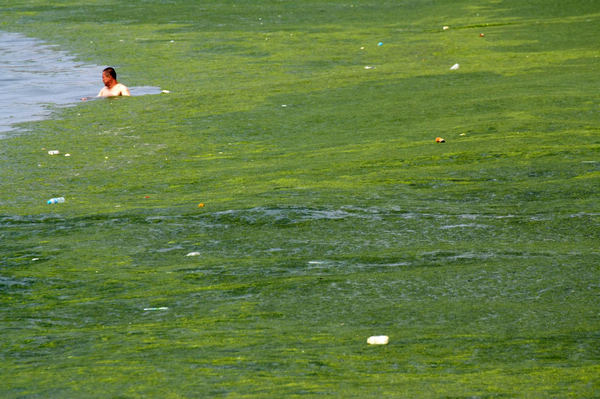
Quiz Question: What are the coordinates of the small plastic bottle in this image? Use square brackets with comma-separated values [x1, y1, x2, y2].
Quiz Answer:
[47, 197, 65, 204]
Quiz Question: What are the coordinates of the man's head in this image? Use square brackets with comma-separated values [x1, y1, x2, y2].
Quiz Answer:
[102, 67, 117, 87]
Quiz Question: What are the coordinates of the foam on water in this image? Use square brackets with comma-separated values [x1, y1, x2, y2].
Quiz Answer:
[0, 31, 161, 136]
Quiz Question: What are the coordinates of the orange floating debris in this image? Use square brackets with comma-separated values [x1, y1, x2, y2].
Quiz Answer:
[435, 137, 446, 143]
[198, 203, 205, 208]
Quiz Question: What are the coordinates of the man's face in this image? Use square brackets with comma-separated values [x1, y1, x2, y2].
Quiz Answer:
[102, 71, 112, 87]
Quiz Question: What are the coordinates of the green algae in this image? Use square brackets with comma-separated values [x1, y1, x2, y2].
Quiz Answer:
[1, 0, 599, 397]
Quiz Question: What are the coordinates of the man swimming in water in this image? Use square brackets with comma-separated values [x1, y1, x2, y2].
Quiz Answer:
[97, 67, 130, 97]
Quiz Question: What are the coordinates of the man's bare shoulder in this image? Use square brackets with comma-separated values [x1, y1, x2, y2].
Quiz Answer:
[115, 83, 131, 96]
[98, 87, 110, 97]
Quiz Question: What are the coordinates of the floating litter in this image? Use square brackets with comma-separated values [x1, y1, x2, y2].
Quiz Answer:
[47, 197, 65, 204]
[377, 42, 383, 46]
[364, 66, 375, 70]
[436, 137, 446, 143]
[479, 33, 485, 37]
[198, 203, 205, 208]
[367, 335, 389, 345]
[443, 26, 449, 30]
[144, 307, 169, 311]
[161, 90, 170, 93]
[308, 261, 325, 265]
[186, 252, 201, 257]
[48, 150, 60, 155]
[64, 153, 71, 157]
[450, 63, 459, 70]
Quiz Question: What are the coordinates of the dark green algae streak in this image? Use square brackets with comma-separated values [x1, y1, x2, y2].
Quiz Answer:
[1, 0, 599, 397]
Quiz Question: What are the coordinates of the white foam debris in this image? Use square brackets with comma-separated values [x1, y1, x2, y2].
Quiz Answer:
[367, 335, 389, 345]
[450, 63, 460, 70]
[48, 150, 60, 155]
[186, 251, 201, 257]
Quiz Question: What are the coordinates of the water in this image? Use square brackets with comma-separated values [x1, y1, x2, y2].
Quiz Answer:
[0, 31, 161, 136]
[1, 1, 599, 396]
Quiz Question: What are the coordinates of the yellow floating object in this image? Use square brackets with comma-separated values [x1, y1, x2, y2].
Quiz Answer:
[367, 335, 389, 345]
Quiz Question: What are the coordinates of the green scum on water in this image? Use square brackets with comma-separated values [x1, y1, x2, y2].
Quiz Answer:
[1, 0, 599, 397]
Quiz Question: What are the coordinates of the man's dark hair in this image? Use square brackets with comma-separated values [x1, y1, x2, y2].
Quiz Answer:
[103, 67, 117, 80]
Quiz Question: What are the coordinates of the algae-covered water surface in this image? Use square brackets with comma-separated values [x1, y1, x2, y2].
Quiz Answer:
[1, 0, 599, 397]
